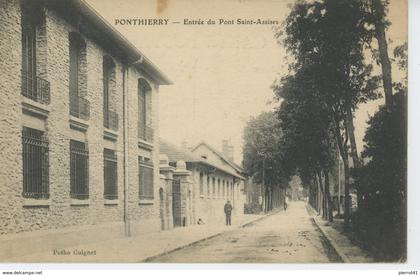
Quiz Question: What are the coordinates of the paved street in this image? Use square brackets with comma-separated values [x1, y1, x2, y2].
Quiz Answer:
[149, 201, 342, 263]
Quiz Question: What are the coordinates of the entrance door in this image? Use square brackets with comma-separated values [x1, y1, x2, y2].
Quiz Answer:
[172, 179, 182, 227]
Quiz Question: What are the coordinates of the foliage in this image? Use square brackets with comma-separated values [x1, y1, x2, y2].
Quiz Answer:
[393, 42, 408, 93]
[273, 0, 378, 222]
[273, 66, 334, 186]
[353, 92, 406, 261]
[242, 112, 290, 189]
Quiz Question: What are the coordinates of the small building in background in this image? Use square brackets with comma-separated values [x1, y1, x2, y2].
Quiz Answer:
[160, 139, 246, 226]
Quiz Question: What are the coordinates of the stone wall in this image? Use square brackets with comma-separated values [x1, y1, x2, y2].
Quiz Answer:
[0, 1, 163, 241]
[0, 0, 24, 235]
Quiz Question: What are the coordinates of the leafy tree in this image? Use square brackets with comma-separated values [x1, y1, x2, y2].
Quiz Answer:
[393, 42, 408, 93]
[367, 0, 394, 109]
[273, 66, 336, 221]
[354, 91, 406, 261]
[278, 0, 380, 227]
[242, 112, 290, 212]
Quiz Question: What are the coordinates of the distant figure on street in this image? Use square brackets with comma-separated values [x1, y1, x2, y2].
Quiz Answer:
[224, 200, 233, 226]
[284, 196, 289, 211]
[197, 218, 205, 225]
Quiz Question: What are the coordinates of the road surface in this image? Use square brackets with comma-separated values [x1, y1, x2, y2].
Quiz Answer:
[149, 201, 341, 263]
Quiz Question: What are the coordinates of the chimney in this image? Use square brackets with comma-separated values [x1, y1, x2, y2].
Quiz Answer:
[222, 139, 234, 162]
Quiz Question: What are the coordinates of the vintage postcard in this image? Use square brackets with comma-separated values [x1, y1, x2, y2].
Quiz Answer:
[0, 0, 409, 265]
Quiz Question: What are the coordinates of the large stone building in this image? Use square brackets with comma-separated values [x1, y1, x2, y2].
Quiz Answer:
[0, 0, 172, 259]
[160, 140, 246, 226]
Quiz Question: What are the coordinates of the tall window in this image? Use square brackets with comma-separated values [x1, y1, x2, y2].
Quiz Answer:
[207, 176, 211, 198]
[222, 180, 225, 198]
[231, 182, 234, 199]
[227, 181, 230, 197]
[22, 127, 49, 199]
[103, 56, 117, 131]
[104, 149, 118, 200]
[139, 157, 154, 199]
[21, 21, 36, 99]
[217, 179, 221, 198]
[69, 33, 89, 120]
[212, 177, 216, 199]
[70, 140, 89, 199]
[138, 79, 152, 142]
[199, 172, 204, 196]
[21, 5, 50, 104]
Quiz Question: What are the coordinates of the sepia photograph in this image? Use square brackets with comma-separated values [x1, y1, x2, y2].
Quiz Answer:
[0, 0, 412, 268]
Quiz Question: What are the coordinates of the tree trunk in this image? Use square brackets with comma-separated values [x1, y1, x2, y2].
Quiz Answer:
[346, 108, 360, 169]
[343, 156, 351, 229]
[372, 0, 393, 109]
[346, 107, 362, 211]
[269, 185, 273, 211]
[317, 172, 323, 215]
[317, 170, 327, 219]
[333, 116, 351, 229]
[324, 168, 334, 222]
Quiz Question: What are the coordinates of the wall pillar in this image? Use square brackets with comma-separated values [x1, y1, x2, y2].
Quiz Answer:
[173, 160, 192, 226]
[159, 154, 174, 230]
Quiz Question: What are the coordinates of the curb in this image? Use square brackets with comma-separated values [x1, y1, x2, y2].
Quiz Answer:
[141, 211, 279, 263]
[310, 217, 349, 263]
[305, 204, 350, 263]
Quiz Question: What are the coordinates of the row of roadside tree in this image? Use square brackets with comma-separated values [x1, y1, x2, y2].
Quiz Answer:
[242, 0, 406, 262]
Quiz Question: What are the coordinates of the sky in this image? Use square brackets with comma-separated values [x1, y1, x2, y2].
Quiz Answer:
[86, 0, 407, 165]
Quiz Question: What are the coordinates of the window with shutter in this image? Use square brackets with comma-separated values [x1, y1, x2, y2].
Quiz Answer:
[70, 140, 89, 199]
[104, 149, 118, 200]
[139, 157, 154, 199]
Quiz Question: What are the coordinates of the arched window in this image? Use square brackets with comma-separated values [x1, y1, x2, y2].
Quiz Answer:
[103, 55, 117, 130]
[138, 79, 152, 142]
[69, 32, 89, 119]
[21, 3, 49, 104]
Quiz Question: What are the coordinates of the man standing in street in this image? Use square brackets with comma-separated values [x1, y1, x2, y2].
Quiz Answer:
[224, 200, 233, 226]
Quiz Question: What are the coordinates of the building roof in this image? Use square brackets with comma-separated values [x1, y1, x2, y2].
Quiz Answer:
[160, 139, 244, 180]
[46, 0, 172, 85]
[160, 139, 203, 163]
[192, 142, 244, 173]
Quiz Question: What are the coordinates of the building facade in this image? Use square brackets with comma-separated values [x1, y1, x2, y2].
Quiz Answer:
[0, 0, 171, 259]
[192, 142, 246, 220]
[160, 140, 245, 226]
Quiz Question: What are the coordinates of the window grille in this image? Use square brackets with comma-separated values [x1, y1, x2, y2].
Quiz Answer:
[70, 140, 89, 199]
[21, 20, 50, 104]
[22, 127, 49, 199]
[139, 157, 154, 199]
[69, 33, 90, 120]
[104, 149, 118, 200]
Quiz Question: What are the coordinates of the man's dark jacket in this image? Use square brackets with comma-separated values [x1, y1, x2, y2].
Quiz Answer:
[224, 203, 233, 215]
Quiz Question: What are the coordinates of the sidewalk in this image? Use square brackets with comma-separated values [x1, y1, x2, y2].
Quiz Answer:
[307, 204, 375, 263]
[4, 214, 265, 263]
